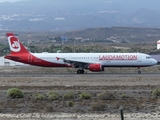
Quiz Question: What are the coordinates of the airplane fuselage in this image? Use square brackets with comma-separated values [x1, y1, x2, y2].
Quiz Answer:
[6, 52, 157, 67]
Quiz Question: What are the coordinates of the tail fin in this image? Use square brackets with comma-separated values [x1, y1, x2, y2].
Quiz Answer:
[6, 33, 29, 54]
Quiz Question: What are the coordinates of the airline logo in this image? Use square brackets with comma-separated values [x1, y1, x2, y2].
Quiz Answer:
[8, 36, 21, 52]
[99, 55, 137, 61]
[56, 57, 65, 61]
[56, 57, 60, 61]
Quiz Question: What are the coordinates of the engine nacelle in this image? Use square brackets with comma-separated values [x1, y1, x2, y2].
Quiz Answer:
[88, 64, 104, 72]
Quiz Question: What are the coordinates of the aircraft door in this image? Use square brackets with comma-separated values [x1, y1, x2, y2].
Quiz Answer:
[137, 54, 142, 62]
[28, 54, 32, 62]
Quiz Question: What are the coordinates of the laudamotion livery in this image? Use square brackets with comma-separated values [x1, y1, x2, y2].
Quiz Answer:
[5, 33, 157, 74]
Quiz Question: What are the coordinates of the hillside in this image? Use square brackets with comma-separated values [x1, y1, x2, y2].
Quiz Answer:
[61, 26, 160, 42]
[0, 0, 160, 31]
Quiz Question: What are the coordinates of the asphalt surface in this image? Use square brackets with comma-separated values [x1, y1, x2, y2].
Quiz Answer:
[0, 72, 159, 77]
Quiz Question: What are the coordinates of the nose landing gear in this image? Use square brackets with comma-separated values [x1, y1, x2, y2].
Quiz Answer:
[138, 70, 141, 74]
[138, 67, 141, 74]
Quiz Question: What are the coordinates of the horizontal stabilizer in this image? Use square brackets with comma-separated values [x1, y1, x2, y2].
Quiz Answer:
[4, 55, 21, 60]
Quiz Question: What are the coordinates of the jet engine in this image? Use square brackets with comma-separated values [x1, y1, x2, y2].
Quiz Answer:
[88, 64, 104, 72]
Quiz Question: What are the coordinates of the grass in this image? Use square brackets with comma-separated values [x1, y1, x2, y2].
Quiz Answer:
[66, 101, 74, 107]
[47, 91, 59, 100]
[33, 93, 45, 100]
[152, 89, 160, 97]
[80, 92, 91, 99]
[64, 92, 75, 99]
[98, 91, 115, 100]
[121, 94, 128, 99]
[6, 88, 24, 98]
[92, 102, 106, 111]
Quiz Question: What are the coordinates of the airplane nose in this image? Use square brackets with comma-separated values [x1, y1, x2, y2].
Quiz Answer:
[153, 59, 158, 65]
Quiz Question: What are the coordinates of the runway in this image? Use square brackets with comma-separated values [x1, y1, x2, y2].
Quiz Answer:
[0, 72, 159, 77]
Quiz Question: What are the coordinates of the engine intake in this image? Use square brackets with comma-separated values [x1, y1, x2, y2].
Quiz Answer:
[88, 64, 104, 72]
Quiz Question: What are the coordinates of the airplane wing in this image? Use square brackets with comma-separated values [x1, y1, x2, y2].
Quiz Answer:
[64, 59, 88, 64]
[62, 58, 99, 68]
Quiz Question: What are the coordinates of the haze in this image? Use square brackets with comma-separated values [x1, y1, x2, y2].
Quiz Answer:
[0, 0, 160, 31]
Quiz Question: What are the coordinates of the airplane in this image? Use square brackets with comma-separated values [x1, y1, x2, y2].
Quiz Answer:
[4, 33, 157, 74]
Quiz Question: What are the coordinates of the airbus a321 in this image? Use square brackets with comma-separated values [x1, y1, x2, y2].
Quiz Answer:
[5, 33, 157, 74]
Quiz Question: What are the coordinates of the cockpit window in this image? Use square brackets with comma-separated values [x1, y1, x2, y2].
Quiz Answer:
[146, 56, 151, 59]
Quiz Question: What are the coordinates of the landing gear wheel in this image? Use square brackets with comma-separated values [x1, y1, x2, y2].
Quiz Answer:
[138, 70, 141, 74]
[77, 70, 81, 74]
[81, 70, 84, 74]
[77, 70, 84, 74]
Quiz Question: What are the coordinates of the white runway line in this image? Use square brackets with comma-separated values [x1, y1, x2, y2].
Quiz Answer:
[0, 113, 159, 120]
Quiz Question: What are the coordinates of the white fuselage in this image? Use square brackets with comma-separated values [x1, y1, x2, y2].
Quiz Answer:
[31, 52, 157, 67]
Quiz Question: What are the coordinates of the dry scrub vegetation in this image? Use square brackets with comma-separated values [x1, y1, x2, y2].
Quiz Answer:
[1, 87, 160, 113]
[0, 66, 160, 114]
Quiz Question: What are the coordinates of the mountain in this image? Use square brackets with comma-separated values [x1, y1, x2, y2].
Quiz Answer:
[0, 0, 160, 31]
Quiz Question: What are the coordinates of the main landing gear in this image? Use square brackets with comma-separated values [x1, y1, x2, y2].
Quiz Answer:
[138, 70, 141, 74]
[138, 67, 141, 74]
[77, 69, 84, 74]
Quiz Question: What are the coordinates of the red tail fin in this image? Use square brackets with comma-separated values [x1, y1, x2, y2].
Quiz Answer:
[6, 33, 29, 54]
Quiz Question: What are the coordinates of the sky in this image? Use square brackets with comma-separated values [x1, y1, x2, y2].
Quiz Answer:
[0, 0, 23, 2]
